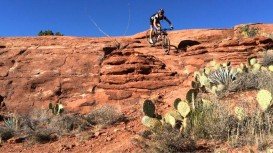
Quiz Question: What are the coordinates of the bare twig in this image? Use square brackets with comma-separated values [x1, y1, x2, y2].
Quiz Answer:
[87, 16, 120, 47]
[123, 3, 131, 36]
[88, 16, 111, 38]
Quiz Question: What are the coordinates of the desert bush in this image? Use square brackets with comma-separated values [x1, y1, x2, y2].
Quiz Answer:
[262, 50, 273, 67]
[0, 127, 14, 141]
[257, 72, 273, 93]
[239, 25, 259, 37]
[228, 72, 259, 91]
[86, 105, 126, 126]
[227, 109, 273, 150]
[0, 105, 127, 144]
[188, 101, 230, 140]
[49, 114, 87, 134]
[27, 129, 57, 144]
[136, 125, 196, 153]
[21, 109, 52, 132]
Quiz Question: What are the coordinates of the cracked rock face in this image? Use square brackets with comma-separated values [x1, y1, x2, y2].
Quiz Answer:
[0, 23, 273, 113]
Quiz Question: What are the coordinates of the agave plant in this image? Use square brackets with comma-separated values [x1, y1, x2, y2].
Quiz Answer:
[4, 115, 19, 131]
[208, 66, 237, 86]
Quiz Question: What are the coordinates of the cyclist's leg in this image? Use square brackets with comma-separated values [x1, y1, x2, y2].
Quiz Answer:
[156, 22, 162, 31]
[149, 19, 154, 44]
[149, 26, 154, 43]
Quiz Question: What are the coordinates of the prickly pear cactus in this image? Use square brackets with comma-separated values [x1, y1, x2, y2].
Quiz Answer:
[191, 81, 201, 89]
[164, 113, 176, 128]
[217, 84, 225, 92]
[268, 65, 273, 72]
[177, 101, 191, 118]
[199, 74, 210, 87]
[186, 89, 198, 103]
[222, 61, 231, 67]
[49, 103, 64, 115]
[239, 63, 249, 73]
[204, 67, 211, 75]
[141, 116, 162, 129]
[248, 57, 257, 66]
[252, 63, 261, 74]
[256, 89, 272, 111]
[235, 106, 246, 121]
[174, 98, 181, 110]
[143, 100, 156, 117]
[168, 109, 183, 121]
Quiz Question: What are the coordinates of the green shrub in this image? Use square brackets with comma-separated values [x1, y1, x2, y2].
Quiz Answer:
[38, 30, 64, 36]
[54, 32, 64, 36]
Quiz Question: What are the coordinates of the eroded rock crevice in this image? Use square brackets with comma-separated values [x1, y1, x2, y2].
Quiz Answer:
[178, 40, 201, 50]
[99, 49, 180, 95]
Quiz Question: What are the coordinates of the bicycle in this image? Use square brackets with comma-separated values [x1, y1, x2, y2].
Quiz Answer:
[146, 28, 172, 54]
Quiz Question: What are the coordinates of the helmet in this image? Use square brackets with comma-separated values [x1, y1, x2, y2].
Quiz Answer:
[158, 9, 164, 14]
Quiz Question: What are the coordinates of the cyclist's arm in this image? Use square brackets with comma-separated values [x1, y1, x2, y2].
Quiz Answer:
[164, 16, 172, 25]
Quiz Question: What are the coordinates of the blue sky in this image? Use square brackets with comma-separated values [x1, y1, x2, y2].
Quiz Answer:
[0, 0, 273, 37]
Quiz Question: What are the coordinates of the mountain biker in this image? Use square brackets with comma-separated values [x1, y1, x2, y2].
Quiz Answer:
[149, 9, 173, 44]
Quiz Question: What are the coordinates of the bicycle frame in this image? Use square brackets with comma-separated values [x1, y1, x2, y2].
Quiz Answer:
[146, 28, 173, 54]
[154, 28, 171, 42]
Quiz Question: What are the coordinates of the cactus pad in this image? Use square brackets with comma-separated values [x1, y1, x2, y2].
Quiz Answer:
[168, 109, 183, 121]
[248, 57, 257, 66]
[177, 101, 191, 118]
[141, 116, 162, 129]
[174, 98, 181, 109]
[186, 89, 198, 103]
[235, 106, 246, 121]
[269, 65, 273, 72]
[164, 113, 176, 128]
[143, 99, 156, 117]
[256, 89, 272, 111]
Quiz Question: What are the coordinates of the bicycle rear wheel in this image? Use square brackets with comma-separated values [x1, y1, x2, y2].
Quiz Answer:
[162, 35, 170, 54]
[146, 30, 157, 44]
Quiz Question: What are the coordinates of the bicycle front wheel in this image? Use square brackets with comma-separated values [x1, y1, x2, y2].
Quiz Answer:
[162, 35, 170, 53]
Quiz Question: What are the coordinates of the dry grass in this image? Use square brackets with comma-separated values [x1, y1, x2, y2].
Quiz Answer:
[188, 101, 230, 141]
[49, 114, 87, 135]
[0, 105, 126, 144]
[262, 50, 273, 66]
[136, 125, 197, 153]
[86, 105, 126, 127]
[228, 72, 259, 92]
[27, 129, 57, 144]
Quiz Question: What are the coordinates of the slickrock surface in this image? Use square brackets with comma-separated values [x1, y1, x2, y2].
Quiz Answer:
[1, 23, 273, 153]
[1, 24, 273, 113]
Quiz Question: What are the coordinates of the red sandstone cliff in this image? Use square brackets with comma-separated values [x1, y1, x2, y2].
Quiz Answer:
[0, 23, 273, 113]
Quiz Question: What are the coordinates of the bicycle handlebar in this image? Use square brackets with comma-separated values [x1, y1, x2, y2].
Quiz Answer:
[161, 28, 173, 31]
